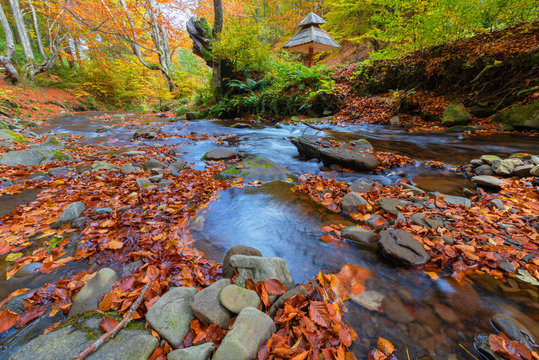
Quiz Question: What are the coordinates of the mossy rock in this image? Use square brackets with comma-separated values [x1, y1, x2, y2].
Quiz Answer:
[0, 130, 29, 143]
[216, 158, 294, 182]
[442, 101, 472, 126]
[493, 101, 539, 129]
[8, 312, 157, 360]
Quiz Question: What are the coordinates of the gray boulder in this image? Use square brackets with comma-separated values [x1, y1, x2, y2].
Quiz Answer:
[146, 287, 197, 348]
[377, 197, 409, 214]
[231, 255, 295, 290]
[51, 202, 86, 229]
[123, 150, 146, 157]
[91, 161, 117, 172]
[135, 178, 152, 189]
[190, 279, 232, 328]
[291, 136, 378, 171]
[474, 164, 494, 176]
[442, 101, 472, 125]
[472, 175, 509, 189]
[41, 136, 65, 148]
[69, 268, 118, 316]
[203, 147, 237, 160]
[8, 315, 157, 360]
[143, 158, 167, 171]
[531, 166, 539, 176]
[341, 226, 377, 248]
[341, 192, 368, 213]
[133, 126, 159, 139]
[348, 180, 374, 192]
[1, 149, 45, 166]
[491, 314, 537, 349]
[491, 159, 517, 176]
[168, 342, 215, 360]
[121, 163, 139, 175]
[432, 192, 472, 207]
[222, 245, 262, 278]
[216, 158, 293, 182]
[379, 229, 430, 267]
[219, 285, 261, 314]
[213, 307, 276, 360]
[514, 165, 533, 177]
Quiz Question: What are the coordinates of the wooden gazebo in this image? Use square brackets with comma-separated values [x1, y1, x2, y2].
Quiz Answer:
[283, 12, 340, 67]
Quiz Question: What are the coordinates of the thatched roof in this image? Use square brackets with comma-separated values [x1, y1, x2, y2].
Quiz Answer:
[283, 26, 340, 53]
[298, 12, 326, 27]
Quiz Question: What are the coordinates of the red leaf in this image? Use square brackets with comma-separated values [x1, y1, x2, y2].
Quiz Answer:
[16, 309, 46, 327]
[308, 301, 330, 328]
[99, 316, 118, 332]
[0, 309, 20, 332]
[263, 279, 286, 296]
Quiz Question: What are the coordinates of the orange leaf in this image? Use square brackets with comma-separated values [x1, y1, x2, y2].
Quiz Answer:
[377, 337, 395, 356]
[107, 240, 124, 249]
[263, 279, 286, 296]
[0, 309, 20, 332]
[99, 316, 118, 332]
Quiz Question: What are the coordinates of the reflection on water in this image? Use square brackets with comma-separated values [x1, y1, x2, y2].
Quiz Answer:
[2, 113, 538, 359]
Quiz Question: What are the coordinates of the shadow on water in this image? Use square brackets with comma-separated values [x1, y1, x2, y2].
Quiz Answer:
[2, 114, 538, 358]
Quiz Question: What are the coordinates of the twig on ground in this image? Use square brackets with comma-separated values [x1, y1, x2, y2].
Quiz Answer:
[74, 281, 151, 360]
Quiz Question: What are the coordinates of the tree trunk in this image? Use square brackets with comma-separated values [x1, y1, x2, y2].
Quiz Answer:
[28, 0, 47, 61]
[8, 0, 35, 64]
[212, 0, 223, 100]
[0, 3, 19, 82]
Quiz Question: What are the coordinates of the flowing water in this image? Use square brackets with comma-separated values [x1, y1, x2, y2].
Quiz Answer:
[1, 113, 539, 359]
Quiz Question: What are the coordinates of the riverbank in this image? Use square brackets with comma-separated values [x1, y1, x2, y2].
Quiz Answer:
[0, 112, 538, 359]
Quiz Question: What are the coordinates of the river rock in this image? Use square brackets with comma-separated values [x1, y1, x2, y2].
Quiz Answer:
[219, 285, 261, 314]
[490, 199, 506, 210]
[348, 180, 374, 192]
[377, 197, 408, 214]
[491, 159, 515, 175]
[133, 126, 159, 139]
[91, 161, 117, 172]
[222, 245, 262, 278]
[472, 175, 509, 189]
[268, 286, 308, 317]
[531, 166, 539, 176]
[474, 333, 503, 360]
[41, 136, 65, 148]
[291, 135, 378, 171]
[491, 313, 537, 349]
[146, 287, 197, 348]
[216, 158, 293, 182]
[474, 164, 494, 176]
[51, 202, 86, 229]
[382, 296, 414, 323]
[367, 214, 389, 230]
[204, 147, 237, 160]
[470, 159, 484, 166]
[341, 192, 368, 213]
[230, 255, 295, 290]
[341, 226, 377, 248]
[143, 157, 167, 171]
[350, 290, 385, 311]
[69, 268, 118, 316]
[379, 228, 430, 267]
[0, 149, 44, 166]
[121, 163, 139, 174]
[168, 158, 191, 174]
[493, 101, 539, 129]
[480, 155, 501, 165]
[135, 178, 152, 189]
[514, 165, 533, 177]
[442, 101, 472, 125]
[432, 192, 472, 207]
[8, 315, 157, 360]
[123, 150, 146, 157]
[168, 342, 215, 360]
[213, 307, 276, 360]
[190, 279, 232, 328]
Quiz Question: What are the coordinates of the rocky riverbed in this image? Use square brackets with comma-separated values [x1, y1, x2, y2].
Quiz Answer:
[0, 112, 538, 359]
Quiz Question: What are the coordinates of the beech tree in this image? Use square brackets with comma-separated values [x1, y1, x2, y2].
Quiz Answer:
[0, 3, 19, 82]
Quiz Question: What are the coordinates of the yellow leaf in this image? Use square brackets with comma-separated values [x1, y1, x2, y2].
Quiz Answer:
[6, 252, 22, 261]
